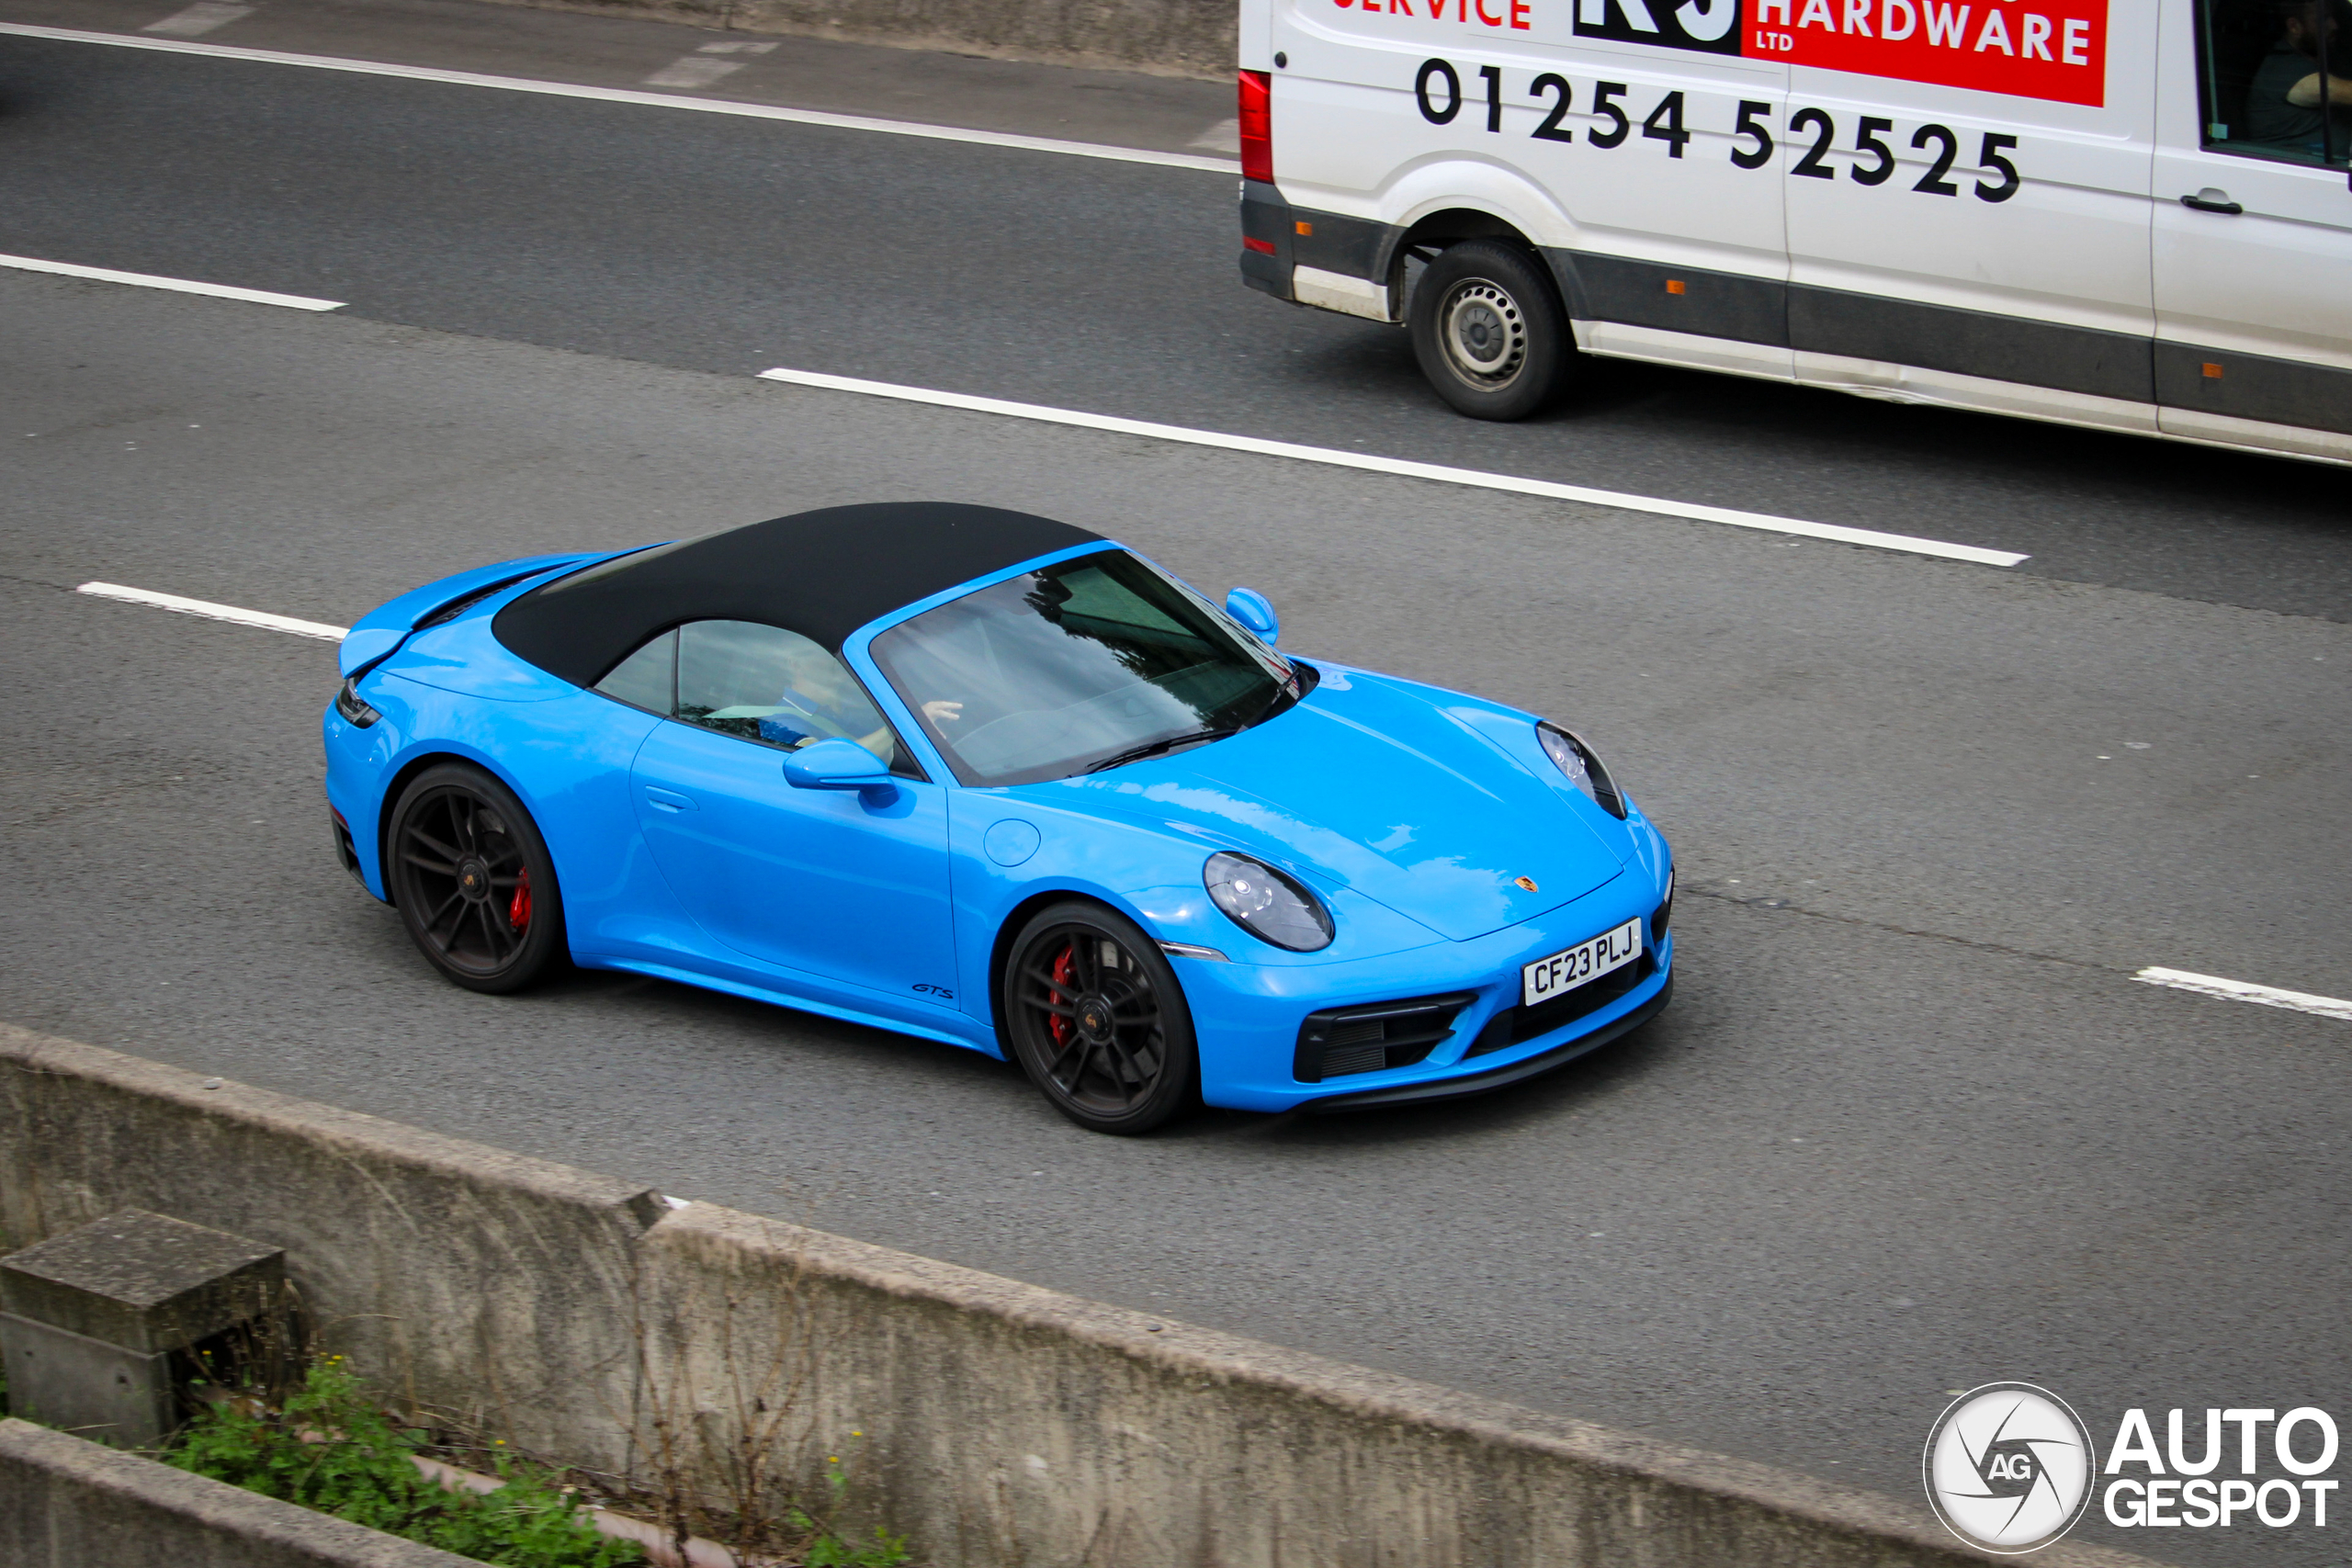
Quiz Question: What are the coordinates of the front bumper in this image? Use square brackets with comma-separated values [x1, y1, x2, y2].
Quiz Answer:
[1182, 868, 1674, 1113]
[1303, 976, 1670, 1112]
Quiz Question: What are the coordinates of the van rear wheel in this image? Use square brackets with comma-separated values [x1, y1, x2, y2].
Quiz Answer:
[1409, 241, 1569, 422]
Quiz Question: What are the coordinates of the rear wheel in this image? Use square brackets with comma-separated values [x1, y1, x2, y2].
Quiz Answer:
[385, 763, 567, 994]
[1001, 901, 1198, 1134]
[1408, 240, 1571, 422]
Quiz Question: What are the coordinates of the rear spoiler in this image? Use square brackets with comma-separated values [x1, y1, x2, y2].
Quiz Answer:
[336, 553, 598, 679]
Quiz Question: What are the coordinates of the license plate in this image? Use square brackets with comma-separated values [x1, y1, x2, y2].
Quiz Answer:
[1521, 918, 1644, 1007]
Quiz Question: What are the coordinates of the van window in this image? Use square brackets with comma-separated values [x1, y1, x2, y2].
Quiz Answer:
[2197, 0, 2352, 165]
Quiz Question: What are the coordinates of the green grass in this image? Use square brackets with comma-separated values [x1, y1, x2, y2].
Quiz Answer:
[790, 1466, 911, 1568]
[167, 1360, 645, 1568]
[33, 1351, 910, 1567]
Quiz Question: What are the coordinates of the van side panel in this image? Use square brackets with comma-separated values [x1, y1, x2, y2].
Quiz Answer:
[1269, 0, 1792, 326]
[1784, 0, 2162, 403]
[1549, 253, 1789, 346]
[1242, 0, 1276, 70]
[1791, 288, 2158, 403]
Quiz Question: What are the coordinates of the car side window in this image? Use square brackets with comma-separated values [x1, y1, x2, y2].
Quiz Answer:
[2196, 0, 2351, 167]
[674, 619, 921, 778]
[594, 628, 676, 714]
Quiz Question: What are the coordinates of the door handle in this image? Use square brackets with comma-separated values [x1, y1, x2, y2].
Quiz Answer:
[2179, 189, 2243, 215]
[644, 785, 695, 813]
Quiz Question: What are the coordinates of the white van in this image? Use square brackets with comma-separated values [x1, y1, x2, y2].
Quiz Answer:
[1233, 0, 2352, 463]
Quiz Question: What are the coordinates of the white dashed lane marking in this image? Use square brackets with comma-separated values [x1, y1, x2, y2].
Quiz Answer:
[2134, 967, 2352, 1022]
[141, 2, 252, 38]
[642, 39, 775, 91]
[0, 253, 344, 310]
[756, 367, 2033, 567]
[1190, 118, 1241, 153]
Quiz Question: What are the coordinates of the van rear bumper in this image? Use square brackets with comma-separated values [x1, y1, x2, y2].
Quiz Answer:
[1238, 177, 1294, 299]
[1241, 181, 1401, 321]
[1240, 184, 1403, 321]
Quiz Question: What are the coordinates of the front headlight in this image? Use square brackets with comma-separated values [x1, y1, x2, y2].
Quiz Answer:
[1538, 723, 1624, 818]
[1204, 852, 1333, 952]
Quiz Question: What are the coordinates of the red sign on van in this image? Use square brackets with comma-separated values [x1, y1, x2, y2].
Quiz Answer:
[1745, 0, 2109, 106]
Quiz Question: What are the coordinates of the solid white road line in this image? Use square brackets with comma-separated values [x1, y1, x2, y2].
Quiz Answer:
[77, 581, 348, 641]
[0, 253, 344, 310]
[756, 368, 2032, 567]
[2134, 967, 2352, 1022]
[0, 23, 1238, 175]
[141, 2, 253, 38]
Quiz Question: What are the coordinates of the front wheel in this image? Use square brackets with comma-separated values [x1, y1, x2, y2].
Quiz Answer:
[1408, 240, 1571, 422]
[385, 763, 568, 994]
[1001, 901, 1198, 1134]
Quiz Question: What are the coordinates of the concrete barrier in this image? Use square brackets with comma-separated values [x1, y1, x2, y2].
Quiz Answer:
[489, 0, 1237, 79]
[0, 1025, 2159, 1568]
[0, 1417, 481, 1568]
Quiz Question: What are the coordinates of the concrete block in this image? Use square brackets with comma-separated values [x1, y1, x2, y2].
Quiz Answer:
[0, 1315, 173, 1446]
[2, 1209, 282, 1353]
[1, 1209, 282, 1448]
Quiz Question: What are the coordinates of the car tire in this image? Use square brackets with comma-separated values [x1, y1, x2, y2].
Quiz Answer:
[1001, 900, 1199, 1135]
[385, 762, 568, 995]
[1408, 240, 1572, 422]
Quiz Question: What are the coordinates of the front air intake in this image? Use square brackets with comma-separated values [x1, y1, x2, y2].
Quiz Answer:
[1294, 992, 1476, 1082]
[1465, 955, 1654, 1057]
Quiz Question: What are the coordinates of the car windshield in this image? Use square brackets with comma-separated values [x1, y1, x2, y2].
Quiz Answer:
[868, 549, 1301, 787]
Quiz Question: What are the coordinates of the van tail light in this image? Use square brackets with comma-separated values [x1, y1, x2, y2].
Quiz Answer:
[1238, 69, 1273, 184]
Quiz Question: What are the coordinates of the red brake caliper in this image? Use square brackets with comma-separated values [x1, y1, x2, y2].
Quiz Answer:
[1046, 944, 1075, 1048]
[508, 867, 533, 933]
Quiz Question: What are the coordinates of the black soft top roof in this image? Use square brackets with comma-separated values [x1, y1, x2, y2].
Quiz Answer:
[493, 502, 1104, 686]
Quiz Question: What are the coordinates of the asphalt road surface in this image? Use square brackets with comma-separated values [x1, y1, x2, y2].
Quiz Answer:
[2, 4, 2349, 619]
[2, 9, 2348, 1565]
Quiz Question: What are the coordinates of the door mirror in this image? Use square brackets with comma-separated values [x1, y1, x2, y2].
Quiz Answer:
[783, 738, 897, 800]
[1225, 587, 1279, 644]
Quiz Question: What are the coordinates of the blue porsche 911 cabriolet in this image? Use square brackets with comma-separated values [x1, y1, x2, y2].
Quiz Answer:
[323, 503, 1673, 1133]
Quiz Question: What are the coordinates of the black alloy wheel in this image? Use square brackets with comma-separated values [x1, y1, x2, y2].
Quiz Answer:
[1408, 239, 1573, 422]
[1002, 900, 1198, 1134]
[386, 763, 567, 994]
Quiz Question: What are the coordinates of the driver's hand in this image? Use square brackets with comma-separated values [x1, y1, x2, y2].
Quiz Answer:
[922, 700, 965, 724]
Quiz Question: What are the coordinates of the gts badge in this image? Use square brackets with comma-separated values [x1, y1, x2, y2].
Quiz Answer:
[912, 982, 956, 999]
